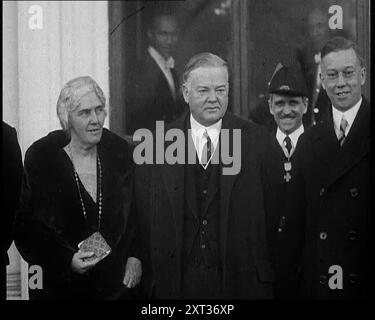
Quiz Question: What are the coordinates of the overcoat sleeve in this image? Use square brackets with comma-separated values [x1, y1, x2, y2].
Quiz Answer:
[2, 125, 23, 264]
[13, 146, 76, 280]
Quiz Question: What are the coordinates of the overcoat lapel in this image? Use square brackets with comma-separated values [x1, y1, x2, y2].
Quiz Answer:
[325, 98, 370, 188]
[219, 113, 243, 279]
[99, 132, 133, 240]
[47, 132, 86, 227]
[158, 114, 186, 291]
[185, 133, 199, 220]
[311, 108, 340, 169]
[159, 161, 185, 251]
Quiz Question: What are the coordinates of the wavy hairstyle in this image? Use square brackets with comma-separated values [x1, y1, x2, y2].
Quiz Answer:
[56, 76, 106, 135]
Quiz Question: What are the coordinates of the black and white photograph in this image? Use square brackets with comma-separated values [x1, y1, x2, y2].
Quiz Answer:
[2, 0, 371, 310]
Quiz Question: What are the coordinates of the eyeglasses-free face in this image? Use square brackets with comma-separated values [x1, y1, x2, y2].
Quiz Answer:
[182, 66, 229, 127]
[269, 94, 307, 135]
[68, 91, 107, 149]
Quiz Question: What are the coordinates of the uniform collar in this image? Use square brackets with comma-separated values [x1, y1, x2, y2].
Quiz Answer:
[276, 124, 304, 150]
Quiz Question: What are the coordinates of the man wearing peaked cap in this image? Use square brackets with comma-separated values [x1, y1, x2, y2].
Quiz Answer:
[266, 64, 307, 299]
[269, 64, 308, 97]
[268, 64, 308, 166]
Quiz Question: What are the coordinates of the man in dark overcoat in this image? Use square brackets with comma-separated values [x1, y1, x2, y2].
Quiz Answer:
[266, 65, 309, 299]
[134, 52, 279, 299]
[292, 37, 371, 299]
[1, 122, 23, 300]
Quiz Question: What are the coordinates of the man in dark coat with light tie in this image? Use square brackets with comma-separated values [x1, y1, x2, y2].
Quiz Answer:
[292, 37, 372, 299]
[127, 12, 184, 135]
[134, 52, 280, 299]
[266, 65, 308, 299]
[1, 122, 23, 300]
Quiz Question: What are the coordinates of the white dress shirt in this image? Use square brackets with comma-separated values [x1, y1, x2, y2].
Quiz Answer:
[332, 97, 362, 139]
[148, 46, 176, 100]
[276, 125, 304, 158]
[190, 114, 221, 166]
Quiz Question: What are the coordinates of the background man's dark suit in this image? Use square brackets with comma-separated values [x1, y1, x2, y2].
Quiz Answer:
[292, 97, 371, 299]
[127, 52, 184, 134]
[296, 42, 331, 127]
[1, 122, 23, 300]
[135, 111, 279, 299]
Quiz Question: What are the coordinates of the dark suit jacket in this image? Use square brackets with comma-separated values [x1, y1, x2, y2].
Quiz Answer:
[266, 133, 305, 299]
[14, 129, 141, 299]
[135, 111, 280, 299]
[292, 97, 372, 299]
[126, 50, 185, 135]
[2, 122, 23, 267]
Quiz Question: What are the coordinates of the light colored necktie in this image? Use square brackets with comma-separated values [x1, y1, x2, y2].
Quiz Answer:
[338, 116, 349, 146]
[165, 57, 175, 69]
[165, 57, 176, 100]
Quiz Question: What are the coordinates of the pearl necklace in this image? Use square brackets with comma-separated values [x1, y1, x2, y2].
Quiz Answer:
[68, 144, 103, 230]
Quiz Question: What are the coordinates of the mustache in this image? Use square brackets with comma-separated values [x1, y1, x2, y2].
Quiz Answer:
[279, 113, 297, 119]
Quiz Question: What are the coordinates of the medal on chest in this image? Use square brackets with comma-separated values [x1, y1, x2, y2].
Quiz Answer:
[284, 161, 292, 172]
[283, 160, 292, 182]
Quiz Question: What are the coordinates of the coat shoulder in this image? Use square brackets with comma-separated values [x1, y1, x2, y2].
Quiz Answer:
[3, 122, 16, 138]
[231, 114, 274, 146]
[2, 122, 18, 149]
[25, 130, 67, 164]
[101, 129, 131, 153]
[226, 113, 270, 133]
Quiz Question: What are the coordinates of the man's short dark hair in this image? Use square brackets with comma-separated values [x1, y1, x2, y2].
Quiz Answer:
[147, 8, 176, 32]
[321, 36, 364, 67]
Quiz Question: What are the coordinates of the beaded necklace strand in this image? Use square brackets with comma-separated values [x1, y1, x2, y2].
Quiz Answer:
[68, 144, 103, 230]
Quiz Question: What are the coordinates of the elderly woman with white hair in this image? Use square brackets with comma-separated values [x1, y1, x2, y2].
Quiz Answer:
[14, 76, 143, 299]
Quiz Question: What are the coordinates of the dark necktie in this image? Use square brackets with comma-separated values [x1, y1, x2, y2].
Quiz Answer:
[284, 135, 292, 156]
[201, 130, 213, 167]
[338, 116, 348, 146]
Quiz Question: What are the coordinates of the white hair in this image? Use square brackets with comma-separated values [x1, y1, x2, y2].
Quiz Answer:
[56, 76, 106, 135]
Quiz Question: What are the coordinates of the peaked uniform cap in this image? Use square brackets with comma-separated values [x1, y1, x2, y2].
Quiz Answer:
[268, 65, 307, 97]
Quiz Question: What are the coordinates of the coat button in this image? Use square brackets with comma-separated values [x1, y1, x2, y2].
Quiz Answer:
[202, 219, 208, 226]
[348, 230, 357, 241]
[348, 273, 357, 284]
[201, 244, 206, 249]
[319, 232, 328, 240]
[350, 188, 359, 197]
[319, 274, 327, 284]
[320, 188, 325, 196]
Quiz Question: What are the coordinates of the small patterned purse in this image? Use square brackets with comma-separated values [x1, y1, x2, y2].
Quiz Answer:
[78, 232, 112, 262]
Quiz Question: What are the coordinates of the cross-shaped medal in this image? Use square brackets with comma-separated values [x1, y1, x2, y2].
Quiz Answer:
[284, 172, 292, 182]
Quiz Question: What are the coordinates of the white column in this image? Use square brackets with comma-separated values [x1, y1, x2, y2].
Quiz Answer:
[3, 1, 19, 130]
[17, 1, 109, 155]
[3, 0, 109, 300]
